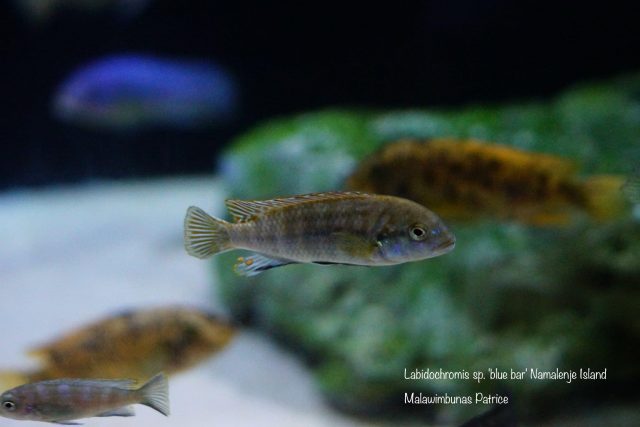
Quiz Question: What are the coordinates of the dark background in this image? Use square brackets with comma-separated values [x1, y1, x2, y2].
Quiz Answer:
[2, 1, 639, 188]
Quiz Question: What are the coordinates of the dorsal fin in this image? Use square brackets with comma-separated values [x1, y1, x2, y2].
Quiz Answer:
[225, 191, 370, 223]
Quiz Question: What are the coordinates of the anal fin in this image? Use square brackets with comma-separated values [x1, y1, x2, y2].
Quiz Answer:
[233, 254, 295, 276]
[96, 405, 136, 417]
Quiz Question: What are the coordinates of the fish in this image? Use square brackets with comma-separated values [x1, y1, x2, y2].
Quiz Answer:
[346, 138, 630, 226]
[12, 0, 151, 24]
[0, 307, 235, 388]
[184, 191, 456, 276]
[0, 373, 169, 424]
[53, 54, 238, 130]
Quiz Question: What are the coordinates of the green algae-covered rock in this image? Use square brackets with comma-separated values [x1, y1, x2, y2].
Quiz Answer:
[213, 75, 640, 424]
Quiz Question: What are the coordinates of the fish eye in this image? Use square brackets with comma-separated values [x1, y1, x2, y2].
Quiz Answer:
[2, 401, 16, 411]
[409, 224, 428, 241]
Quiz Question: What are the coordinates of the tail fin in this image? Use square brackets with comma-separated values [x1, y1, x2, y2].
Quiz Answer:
[0, 370, 30, 389]
[138, 373, 170, 416]
[184, 206, 232, 259]
[582, 175, 628, 221]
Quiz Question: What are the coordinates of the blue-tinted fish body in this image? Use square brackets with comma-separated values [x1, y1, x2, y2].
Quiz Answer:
[54, 55, 237, 130]
[0, 373, 169, 424]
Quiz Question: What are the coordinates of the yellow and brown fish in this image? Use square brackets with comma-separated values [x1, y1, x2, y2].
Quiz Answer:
[184, 191, 455, 276]
[0, 373, 169, 424]
[346, 138, 630, 226]
[1, 307, 235, 388]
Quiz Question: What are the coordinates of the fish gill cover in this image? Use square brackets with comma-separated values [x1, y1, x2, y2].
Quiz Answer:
[210, 74, 640, 424]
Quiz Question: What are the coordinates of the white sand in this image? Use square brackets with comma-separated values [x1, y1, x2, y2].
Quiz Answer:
[0, 177, 382, 427]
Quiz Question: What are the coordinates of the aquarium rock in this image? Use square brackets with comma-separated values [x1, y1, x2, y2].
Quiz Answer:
[212, 75, 640, 424]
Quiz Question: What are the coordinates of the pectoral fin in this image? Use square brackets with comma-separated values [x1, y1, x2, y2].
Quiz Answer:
[52, 421, 82, 425]
[233, 254, 295, 276]
[332, 232, 379, 259]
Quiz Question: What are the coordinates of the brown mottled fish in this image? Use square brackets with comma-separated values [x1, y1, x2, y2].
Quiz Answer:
[0, 372, 169, 424]
[346, 138, 630, 226]
[184, 191, 455, 276]
[0, 307, 235, 389]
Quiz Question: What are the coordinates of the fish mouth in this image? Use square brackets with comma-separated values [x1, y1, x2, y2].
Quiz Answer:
[434, 237, 456, 253]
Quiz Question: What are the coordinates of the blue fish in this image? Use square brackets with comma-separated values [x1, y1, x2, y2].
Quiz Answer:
[53, 55, 238, 130]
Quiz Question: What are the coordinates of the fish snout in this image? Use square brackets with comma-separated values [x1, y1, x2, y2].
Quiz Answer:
[432, 231, 456, 255]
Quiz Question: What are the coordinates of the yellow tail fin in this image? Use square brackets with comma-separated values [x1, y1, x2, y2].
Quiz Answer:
[582, 175, 628, 221]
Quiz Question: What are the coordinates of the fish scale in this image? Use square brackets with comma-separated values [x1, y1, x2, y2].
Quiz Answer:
[236, 198, 376, 261]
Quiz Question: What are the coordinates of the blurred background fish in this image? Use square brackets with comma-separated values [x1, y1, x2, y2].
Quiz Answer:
[346, 138, 631, 226]
[0, 307, 236, 389]
[53, 54, 238, 131]
[11, 0, 152, 24]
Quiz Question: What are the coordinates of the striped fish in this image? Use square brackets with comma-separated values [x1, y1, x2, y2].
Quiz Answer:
[184, 191, 455, 276]
[0, 373, 169, 424]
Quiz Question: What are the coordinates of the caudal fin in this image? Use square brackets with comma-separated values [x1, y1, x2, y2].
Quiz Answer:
[184, 206, 232, 258]
[582, 175, 628, 221]
[138, 373, 170, 416]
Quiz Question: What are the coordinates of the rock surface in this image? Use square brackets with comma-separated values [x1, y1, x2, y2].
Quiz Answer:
[214, 75, 640, 424]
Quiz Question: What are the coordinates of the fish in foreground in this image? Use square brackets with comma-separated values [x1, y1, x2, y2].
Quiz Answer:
[347, 138, 631, 226]
[0, 372, 169, 424]
[0, 307, 235, 388]
[53, 54, 237, 130]
[184, 191, 455, 276]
